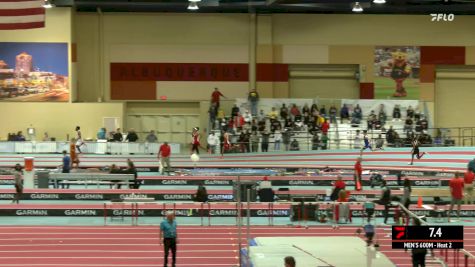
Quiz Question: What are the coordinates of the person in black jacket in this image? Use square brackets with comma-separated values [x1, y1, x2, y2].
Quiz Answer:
[194, 184, 208, 202]
[373, 180, 391, 224]
[126, 129, 139, 142]
[113, 128, 123, 142]
[126, 159, 139, 189]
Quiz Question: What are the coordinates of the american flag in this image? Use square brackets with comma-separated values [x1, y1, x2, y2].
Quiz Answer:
[0, 0, 45, 30]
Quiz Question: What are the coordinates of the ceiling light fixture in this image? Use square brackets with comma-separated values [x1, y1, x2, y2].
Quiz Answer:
[187, 2, 199, 10]
[43, 0, 54, 8]
[352, 2, 363, 12]
[189, 0, 201, 2]
[373, 0, 386, 4]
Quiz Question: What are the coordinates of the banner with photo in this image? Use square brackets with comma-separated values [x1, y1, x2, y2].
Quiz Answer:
[374, 46, 420, 99]
[0, 42, 69, 102]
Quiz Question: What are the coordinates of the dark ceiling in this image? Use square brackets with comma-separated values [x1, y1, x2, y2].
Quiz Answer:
[53, 0, 475, 14]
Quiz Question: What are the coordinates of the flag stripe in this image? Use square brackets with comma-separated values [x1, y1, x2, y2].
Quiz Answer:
[0, 21, 44, 30]
[0, 1, 43, 10]
[0, 0, 44, 30]
[0, 14, 44, 24]
[0, 8, 44, 16]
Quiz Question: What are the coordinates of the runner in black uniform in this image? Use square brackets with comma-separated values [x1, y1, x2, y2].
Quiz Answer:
[409, 135, 426, 165]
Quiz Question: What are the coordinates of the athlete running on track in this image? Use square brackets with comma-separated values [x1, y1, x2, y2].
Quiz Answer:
[360, 130, 373, 155]
[191, 127, 203, 154]
[409, 135, 426, 165]
[75, 126, 85, 153]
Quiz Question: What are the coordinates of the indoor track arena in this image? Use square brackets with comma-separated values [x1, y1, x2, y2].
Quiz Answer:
[1, 1, 475, 267]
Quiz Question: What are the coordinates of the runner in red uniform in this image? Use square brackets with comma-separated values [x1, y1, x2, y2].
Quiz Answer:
[191, 127, 202, 154]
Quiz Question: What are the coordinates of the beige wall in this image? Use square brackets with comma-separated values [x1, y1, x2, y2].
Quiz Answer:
[0, 103, 124, 141]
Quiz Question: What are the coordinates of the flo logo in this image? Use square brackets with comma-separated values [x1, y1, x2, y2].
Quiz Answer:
[430, 14, 455, 22]
[394, 226, 406, 239]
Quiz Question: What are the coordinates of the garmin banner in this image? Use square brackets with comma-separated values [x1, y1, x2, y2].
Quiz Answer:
[4, 207, 475, 218]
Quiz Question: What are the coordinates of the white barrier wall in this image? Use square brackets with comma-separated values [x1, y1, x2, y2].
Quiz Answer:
[235, 98, 316, 115]
[341, 99, 420, 117]
[0, 142, 180, 155]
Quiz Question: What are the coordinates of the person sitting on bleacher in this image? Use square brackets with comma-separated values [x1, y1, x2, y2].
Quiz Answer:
[419, 116, 429, 131]
[404, 116, 413, 133]
[329, 105, 338, 123]
[353, 104, 363, 120]
[290, 139, 300, 151]
[280, 104, 289, 120]
[378, 104, 387, 126]
[367, 111, 377, 129]
[290, 104, 301, 121]
[375, 134, 385, 150]
[392, 104, 401, 121]
[268, 107, 278, 120]
[340, 104, 350, 123]
[407, 105, 414, 118]
[350, 111, 361, 126]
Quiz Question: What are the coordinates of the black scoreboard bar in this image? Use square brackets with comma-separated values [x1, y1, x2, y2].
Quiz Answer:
[392, 226, 464, 249]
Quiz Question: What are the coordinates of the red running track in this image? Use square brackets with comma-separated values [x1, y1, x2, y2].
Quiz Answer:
[1, 226, 474, 267]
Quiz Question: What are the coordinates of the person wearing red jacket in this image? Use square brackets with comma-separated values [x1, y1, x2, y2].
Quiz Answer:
[354, 157, 363, 191]
[158, 142, 171, 175]
[464, 169, 475, 204]
[321, 119, 330, 135]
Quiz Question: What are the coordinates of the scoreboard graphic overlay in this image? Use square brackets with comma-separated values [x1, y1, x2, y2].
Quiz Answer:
[392, 226, 464, 249]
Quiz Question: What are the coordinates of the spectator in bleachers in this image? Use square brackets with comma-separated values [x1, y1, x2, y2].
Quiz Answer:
[329, 105, 338, 124]
[320, 105, 327, 116]
[268, 107, 278, 120]
[261, 130, 270, 152]
[310, 104, 319, 116]
[302, 111, 311, 125]
[419, 116, 428, 131]
[321, 119, 330, 135]
[420, 131, 432, 145]
[274, 129, 282, 151]
[257, 118, 266, 132]
[386, 126, 396, 146]
[367, 111, 377, 129]
[465, 169, 475, 204]
[351, 111, 361, 126]
[290, 104, 301, 120]
[404, 116, 413, 133]
[248, 89, 259, 116]
[125, 129, 139, 142]
[354, 104, 363, 120]
[238, 131, 246, 153]
[234, 113, 245, 130]
[354, 130, 362, 149]
[284, 118, 293, 129]
[414, 108, 421, 121]
[208, 103, 217, 130]
[378, 104, 387, 126]
[113, 128, 123, 142]
[250, 131, 259, 152]
[217, 107, 225, 121]
[312, 133, 320, 150]
[290, 139, 300, 151]
[321, 133, 329, 150]
[243, 110, 252, 124]
[207, 132, 219, 154]
[257, 109, 266, 122]
[280, 104, 289, 120]
[270, 118, 281, 133]
[392, 104, 401, 120]
[146, 130, 158, 143]
[340, 104, 350, 123]
[211, 87, 225, 109]
[97, 128, 106, 140]
[15, 131, 26, 141]
[407, 105, 414, 118]
[282, 128, 293, 151]
[250, 118, 258, 132]
[375, 134, 385, 150]
[415, 118, 422, 133]
[300, 103, 309, 114]
[231, 104, 240, 118]
[284, 256, 296, 267]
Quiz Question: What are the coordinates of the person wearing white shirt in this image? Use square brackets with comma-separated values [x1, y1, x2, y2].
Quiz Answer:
[207, 132, 219, 154]
[243, 110, 252, 124]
